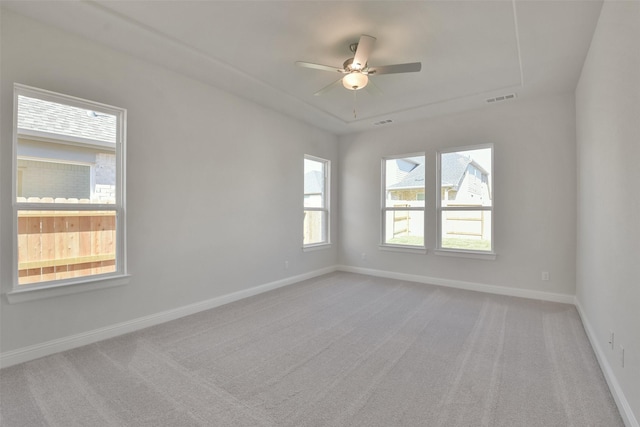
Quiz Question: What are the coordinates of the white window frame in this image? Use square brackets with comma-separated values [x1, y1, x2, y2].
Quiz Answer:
[8, 84, 129, 303]
[380, 152, 426, 253]
[303, 154, 330, 250]
[435, 143, 495, 260]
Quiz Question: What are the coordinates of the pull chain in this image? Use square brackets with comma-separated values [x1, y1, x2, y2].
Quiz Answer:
[353, 89, 358, 119]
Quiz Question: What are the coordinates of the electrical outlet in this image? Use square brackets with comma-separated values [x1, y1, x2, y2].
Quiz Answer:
[361, 252, 366, 261]
[609, 332, 614, 350]
[541, 271, 550, 281]
[620, 345, 625, 368]
[284, 260, 289, 270]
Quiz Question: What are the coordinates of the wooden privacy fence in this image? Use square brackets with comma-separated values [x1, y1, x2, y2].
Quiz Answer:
[392, 204, 410, 237]
[441, 209, 490, 240]
[18, 210, 116, 285]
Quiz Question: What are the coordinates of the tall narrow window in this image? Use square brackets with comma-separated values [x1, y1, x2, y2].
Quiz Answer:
[382, 154, 426, 248]
[13, 84, 127, 289]
[438, 145, 493, 253]
[303, 155, 329, 247]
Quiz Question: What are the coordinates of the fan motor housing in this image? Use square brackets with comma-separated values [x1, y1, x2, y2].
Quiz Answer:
[343, 57, 366, 72]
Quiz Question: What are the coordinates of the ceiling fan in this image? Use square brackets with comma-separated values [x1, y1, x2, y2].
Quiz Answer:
[296, 35, 422, 96]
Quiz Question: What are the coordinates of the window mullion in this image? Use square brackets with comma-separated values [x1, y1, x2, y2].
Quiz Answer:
[16, 203, 119, 211]
[440, 206, 492, 212]
[384, 207, 425, 212]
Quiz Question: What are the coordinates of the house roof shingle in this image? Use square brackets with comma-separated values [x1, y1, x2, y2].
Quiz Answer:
[388, 153, 489, 191]
[388, 163, 425, 190]
[441, 153, 471, 189]
[18, 95, 117, 144]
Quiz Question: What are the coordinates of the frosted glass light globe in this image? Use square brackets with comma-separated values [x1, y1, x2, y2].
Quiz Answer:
[342, 72, 368, 90]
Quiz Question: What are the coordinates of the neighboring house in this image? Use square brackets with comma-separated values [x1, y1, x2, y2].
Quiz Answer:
[16, 95, 117, 203]
[387, 162, 425, 202]
[387, 153, 491, 206]
[386, 157, 421, 186]
[440, 152, 491, 206]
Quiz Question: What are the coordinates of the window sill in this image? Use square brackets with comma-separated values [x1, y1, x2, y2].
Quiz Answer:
[379, 245, 427, 255]
[434, 249, 497, 260]
[5, 274, 131, 304]
[303, 243, 332, 252]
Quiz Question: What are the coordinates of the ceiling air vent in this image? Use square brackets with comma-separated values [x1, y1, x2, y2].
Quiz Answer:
[373, 119, 393, 126]
[486, 93, 517, 104]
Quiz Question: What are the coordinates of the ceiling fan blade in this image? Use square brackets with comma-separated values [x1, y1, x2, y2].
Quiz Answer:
[369, 62, 422, 75]
[352, 35, 376, 70]
[296, 61, 344, 73]
[314, 77, 343, 96]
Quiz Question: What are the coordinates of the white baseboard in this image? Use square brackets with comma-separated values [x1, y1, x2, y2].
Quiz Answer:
[0, 266, 337, 369]
[337, 265, 575, 304]
[575, 301, 639, 427]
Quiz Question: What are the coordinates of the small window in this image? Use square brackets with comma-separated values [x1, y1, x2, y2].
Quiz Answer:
[12, 84, 127, 289]
[304, 155, 329, 247]
[381, 154, 426, 248]
[438, 145, 493, 253]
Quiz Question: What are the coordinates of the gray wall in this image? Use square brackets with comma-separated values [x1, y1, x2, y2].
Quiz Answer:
[338, 94, 577, 297]
[0, 10, 338, 353]
[576, 1, 640, 421]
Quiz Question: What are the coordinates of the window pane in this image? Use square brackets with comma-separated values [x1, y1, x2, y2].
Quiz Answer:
[304, 158, 325, 208]
[385, 156, 425, 208]
[304, 210, 326, 245]
[16, 95, 117, 204]
[441, 148, 491, 207]
[383, 210, 424, 246]
[17, 210, 117, 285]
[441, 210, 492, 251]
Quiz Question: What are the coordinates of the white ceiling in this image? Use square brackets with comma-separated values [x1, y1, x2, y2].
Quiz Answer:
[2, 1, 604, 135]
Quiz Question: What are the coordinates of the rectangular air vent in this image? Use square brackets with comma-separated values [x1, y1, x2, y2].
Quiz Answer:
[373, 119, 393, 126]
[486, 93, 517, 104]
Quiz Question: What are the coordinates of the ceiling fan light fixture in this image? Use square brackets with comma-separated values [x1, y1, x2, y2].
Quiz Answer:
[296, 34, 421, 96]
[342, 72, 368, 90]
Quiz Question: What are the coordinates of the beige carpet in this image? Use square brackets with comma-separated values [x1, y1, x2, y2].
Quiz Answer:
[0, 272, 623, 426]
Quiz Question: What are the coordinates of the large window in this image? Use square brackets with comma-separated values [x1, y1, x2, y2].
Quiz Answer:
[12, 84, 126, 290]
[303, 155, 329, 247]
[438, 145, 493, 253]
[381, 154, 426, 248]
